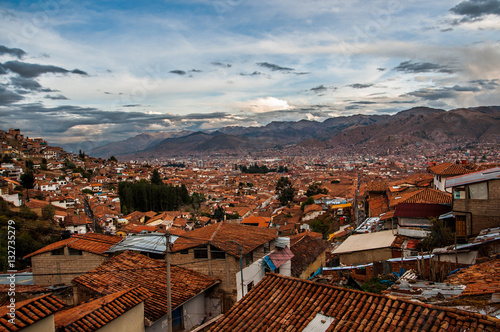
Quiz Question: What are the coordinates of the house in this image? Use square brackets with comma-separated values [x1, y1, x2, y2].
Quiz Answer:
[241, 215, 270, 227]
[289, 232, 329, 279]
[23, 233, 122, 285]
[332, 230, 397, 265]
[445, 167, 500, 239]
[208, 273, 500, 331]
[55, 287, 150, 332]
[63, 214, 91, 235]
[428, 162, 471, 192]
[0, 293, 65, 332]
[394, 203, 452, 238]
[72, 251, 221, 332]
[170, 222, 293, 311]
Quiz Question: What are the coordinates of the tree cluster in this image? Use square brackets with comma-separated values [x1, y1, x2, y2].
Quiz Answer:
[239, 164, 288, 174]
[276, 177, 295, 206]
[306, 182, 328, 197]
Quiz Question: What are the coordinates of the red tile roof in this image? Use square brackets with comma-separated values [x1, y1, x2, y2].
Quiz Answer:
[290, 234, 329, 277]
[72, 251, 220, 326]
[428, 162, 471, 176]
[0, 294, 65, 332]
[23, 233, 123, 259]
[171, 222, 277, 256]
[209, 274, 500, 331]
[446, 258, 500, 296]
[55, 287, 151, 331]
[389, 188, 452, 207]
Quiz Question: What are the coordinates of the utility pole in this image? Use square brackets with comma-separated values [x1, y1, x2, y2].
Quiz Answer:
[166, 231, 172, 332]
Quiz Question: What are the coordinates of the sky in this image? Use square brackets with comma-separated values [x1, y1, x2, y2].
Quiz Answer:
[0, 0, 499, 148]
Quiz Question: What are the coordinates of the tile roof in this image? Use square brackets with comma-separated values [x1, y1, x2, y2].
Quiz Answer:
[55, 287, 151, 331]
[365, 181, 387, 193]
[389, 188, 452, 207]
[23, 233, 123, 259]
[209, 274, 500, 332]
[171, 222, 278, 256]
[72, 251, 220, 326]
[446, 258, 500, 296]
[241, 215, 270, 227]
[0, 294, 65, 332]
[290, 233, 329, 277]
[428, 162, 470, 176]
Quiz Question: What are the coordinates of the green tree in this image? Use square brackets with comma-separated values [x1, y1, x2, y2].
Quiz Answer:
[108, 155, 118, 162]
[276, 177, 295, 206]
[421, 218, 455, 252]
[20, 171, 35, 189]
[25, 159, 34, 170]
[301, 197, 315, 211]
[150, 169, 163, 185]
[306, 182, 328, 197]
[213, 206, 225, 221]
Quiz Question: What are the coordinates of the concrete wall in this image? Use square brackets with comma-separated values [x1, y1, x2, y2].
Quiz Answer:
[339, 248, 392, 266]
[298, 251, 326, 280]
[182, 293, 206, 331]
[96, 303, 145, 332]
[31, 248, 107, 285]
[452, 179, 500, 236]
[23, 315, 55, 332]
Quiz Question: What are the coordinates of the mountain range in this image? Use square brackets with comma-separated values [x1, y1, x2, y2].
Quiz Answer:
[88, 106, 500, 160]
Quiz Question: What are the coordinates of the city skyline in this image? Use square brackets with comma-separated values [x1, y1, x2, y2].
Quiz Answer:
[0, 0, 499, 145]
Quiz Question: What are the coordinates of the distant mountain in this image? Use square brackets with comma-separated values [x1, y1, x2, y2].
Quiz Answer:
[92, 106, 500, 160]
[89, 131, 193, 158]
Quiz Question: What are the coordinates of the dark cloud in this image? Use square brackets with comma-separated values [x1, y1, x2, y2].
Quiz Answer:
[441, 27, 454, 32]
[377, 68, 386, 71]
[0, 45, 26, 59]
[348, 83, 374, 89]
[44, 94, 68, 100]
[0, 86, 24, 104]
[345, 105, 361, 110]
[123, 104, 141, 107]
[393, 60, 455, 74]
[406, 85, 479, 100]
[240, 71, 265, 76]
[10, 77, 42, 90]
[351, 101, 377, 105]
[104, 92, 113, 94]
[450, 0, 500, 20]
[310, 85, 328, 93]
[469, 79, 499, 89]
[169, 70, 186, 75]
[2, 60, 87, 78]
[190, 69, 203, 73]
[256, 62, 294, 72]
[211, 62, 232, 68]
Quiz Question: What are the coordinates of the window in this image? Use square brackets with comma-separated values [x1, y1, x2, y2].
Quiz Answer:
[469, 182, 488, 199]
[210, 246, 226, 259]
[51, 247, 65, 256]
[453, 186, 465, 199]
[194, 247, 208, 259]
[247, 281, 254, 293]
[68, 248, 82, 255]
[179, 249, 189, 255]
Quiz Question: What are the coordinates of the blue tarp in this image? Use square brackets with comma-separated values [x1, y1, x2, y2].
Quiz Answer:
[308, 266, 323, 280]
[264, 255, 277, 271]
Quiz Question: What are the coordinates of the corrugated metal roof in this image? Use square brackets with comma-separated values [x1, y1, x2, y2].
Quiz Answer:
[105, 233, 178, 255]
[302, 313, 335, 332]
[445, 167, 500, 188]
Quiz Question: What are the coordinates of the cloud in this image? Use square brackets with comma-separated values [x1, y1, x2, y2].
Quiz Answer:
[256, 62, 294, 72]
[469, 79, 499, 89]
[2, 61, 88, 78]
[243, 97, 292, 113]
[450, 0, 500, 21]
[169, 69, 186, 75]
[393, 61, 455, 74]
[44, 94, 69, 100]
[348, 83, 374, 89]
[0, 86, 24, 104]
[211, 62, 232, 68]
[406, 85, 480, 100]
[310, 85, 328, 93]
[10, 77, 43, 91]
[0, 45, 26, 59]
[377, 68, 386, 71]
[240, 71, 265, 76]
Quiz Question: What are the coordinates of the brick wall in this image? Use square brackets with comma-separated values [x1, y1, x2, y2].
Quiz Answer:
[453, 179, 500, 235]
[31, 248, 107, 285]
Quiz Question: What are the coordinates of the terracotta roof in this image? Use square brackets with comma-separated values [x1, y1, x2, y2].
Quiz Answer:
[428, 162, 471, 176]
[24, 233, 122, 259]
[446, 258, 500, 296]
[290, 234, 329, 277]
[55, 287, 151, 331]
[171, 222, 278, 256]
[0, 294, 65, 332]
[304, 204, 323, 214]
[72, 251, 220, 325]
[209, 274, 500, 331]
[241, 215, 270, 227]
[389, 188, 452, 207]
[367, 196, 389, 217]
[366, 181, 387, 193]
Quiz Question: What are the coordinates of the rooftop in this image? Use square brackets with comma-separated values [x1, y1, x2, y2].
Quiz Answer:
[333, 230, 396, 255]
